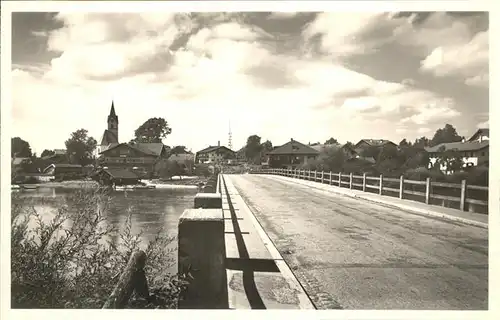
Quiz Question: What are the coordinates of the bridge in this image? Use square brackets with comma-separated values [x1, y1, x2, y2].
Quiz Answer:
[174, 171, 488, 310]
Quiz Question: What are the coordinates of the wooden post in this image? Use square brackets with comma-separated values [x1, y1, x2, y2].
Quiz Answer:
[349, 173, 353, 189]
[103, 250, 149, 309]
[460, 179, 467, 211]
[362, 173, 366, 192]
[425, 177, 431, 204]
[379, 174, 383, 195]
[308, 170, 311, 180]
[338, 172, 342, 187]
[314, 170, 317, 181]
[321, 171, 324, 184]
[329, 171, 333, 185]
[399, 175, 404, 199]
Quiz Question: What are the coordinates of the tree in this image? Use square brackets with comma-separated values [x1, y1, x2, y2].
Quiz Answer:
[399, 139, 411, 147]
[261, 140, 273, 152]
[12, 137, 32, 158]
[437, 145, 464, 174]
[65, 129, 97, 166]
[245, 135, 262, 164]
[170, 145, 188, 155]
[41, 149, 55, 158]
[430, 124, 462, 147]
[324, 137, 338, 145]
[133, 117, 172, 143]
[413, 136, 430, 148]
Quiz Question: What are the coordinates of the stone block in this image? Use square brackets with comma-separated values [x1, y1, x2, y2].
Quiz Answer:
[178, 208, 227, 309]
[194, 192, 222, 208]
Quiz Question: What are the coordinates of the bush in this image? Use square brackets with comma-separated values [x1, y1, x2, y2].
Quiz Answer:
[11, 188, 187, 309]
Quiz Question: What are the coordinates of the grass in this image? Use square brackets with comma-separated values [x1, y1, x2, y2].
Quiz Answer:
[11, 187, 188, 309]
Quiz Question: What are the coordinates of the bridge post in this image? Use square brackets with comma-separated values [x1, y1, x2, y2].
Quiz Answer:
[460, 179, 467, 211]
[362, 173, 366, 192]
[379, 174, 383, 195]
[338, 172, 342, 187]
[399, 175, 404, 199]
[178, 208, 226, 309]
[425, 177, 431, 204]
[329, 171, 333, 185]
[349, 173, 353, 189]
[321, 171, 324, 184]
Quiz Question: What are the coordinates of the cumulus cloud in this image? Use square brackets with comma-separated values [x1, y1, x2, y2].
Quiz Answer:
[302, 12, 398, 57]
[12, 12, 469, 153]
[390, 12, 489, 87]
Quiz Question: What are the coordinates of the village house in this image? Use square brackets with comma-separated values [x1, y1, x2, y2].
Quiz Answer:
[268, 138, 319, 169]
[43, 163, 83, 180]
[167, 151, 195, 175]
[353, 139, 398, 154]
[195, 142, 236, 164]
[425, 128, 489, 172]
[96, 102, 169, 176]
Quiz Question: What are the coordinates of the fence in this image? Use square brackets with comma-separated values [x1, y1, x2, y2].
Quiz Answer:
[252, 168, 488, 213]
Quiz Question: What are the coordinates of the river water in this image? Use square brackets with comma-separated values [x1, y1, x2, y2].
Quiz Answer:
[12, 187, 198, 267]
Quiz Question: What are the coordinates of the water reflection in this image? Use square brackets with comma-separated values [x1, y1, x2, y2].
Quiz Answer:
[12, 187, 197, 249]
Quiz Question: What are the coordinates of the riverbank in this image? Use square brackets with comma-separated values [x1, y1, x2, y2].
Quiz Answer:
[150, 176, 209, 186]
[13, 180, 99, 189]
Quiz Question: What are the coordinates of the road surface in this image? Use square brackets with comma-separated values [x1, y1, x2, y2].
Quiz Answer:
[226, 174, 488, 310]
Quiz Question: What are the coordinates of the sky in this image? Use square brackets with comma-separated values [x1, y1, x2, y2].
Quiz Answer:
[10, 11, 489, 154]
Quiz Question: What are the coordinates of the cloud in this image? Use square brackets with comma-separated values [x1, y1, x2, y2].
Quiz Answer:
[267, 12, 299, 20]
[12, 12, 467, 154]
[420, 31, 488, 86]
[390, 12, 488, 87]
[477, 120, 489, 128]
[302, 12, 398, 57]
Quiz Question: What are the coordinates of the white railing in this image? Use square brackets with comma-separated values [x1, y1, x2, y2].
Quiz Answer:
[252, 168, 488, 212]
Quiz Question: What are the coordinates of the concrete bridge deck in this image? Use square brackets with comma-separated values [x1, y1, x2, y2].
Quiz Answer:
[224, 174, 488, 310]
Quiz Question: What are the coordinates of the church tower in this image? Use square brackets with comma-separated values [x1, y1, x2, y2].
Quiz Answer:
[107, 101, 119, 142]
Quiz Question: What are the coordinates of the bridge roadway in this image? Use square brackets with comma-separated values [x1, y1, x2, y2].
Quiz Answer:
[225, 174, 488, 310]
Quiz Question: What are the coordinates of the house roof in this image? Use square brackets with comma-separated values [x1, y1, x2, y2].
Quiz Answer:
[425, 140, 489, 153]
[197, 145, 235, 154]
[99, 142, 165, 156]
[99, 168, 139, 179]
[100, 129, 118, 145]
[468, 128, 489, 142]
[269, 139, 319, 155]
[355, 139, 396, 147]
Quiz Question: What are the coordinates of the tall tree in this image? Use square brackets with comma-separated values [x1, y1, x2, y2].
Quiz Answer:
[399, 139, 411, 147]
[41, 149, 55, 158]
[65, 129, 97, 166]
[133, 117, 172, 143]
[245, 135, 262, 163]
[430, 124, 462, 147]
[413, 136, 430, 148]
[11, 137, 32, 158]
[260, 140, 273, 152]
[324, 137, 339, 145]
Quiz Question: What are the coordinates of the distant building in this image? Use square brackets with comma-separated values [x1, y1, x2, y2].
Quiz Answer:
[167, 152, 195, 174]
[195, 141, 236, 164]
[91, 168, 140, 186]
[95, 102, 169, 176]
[268, 138, 319, 169]
[41, 149, 68, 163]
[425, 128, 489, 172]
[43, 164, 83, 180]
[96, 101, 119, 156]
[98, 142, 169, 176]
[353, 139, 397, 154]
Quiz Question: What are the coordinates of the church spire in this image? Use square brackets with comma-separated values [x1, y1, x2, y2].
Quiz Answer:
[110, 100, 117, 118]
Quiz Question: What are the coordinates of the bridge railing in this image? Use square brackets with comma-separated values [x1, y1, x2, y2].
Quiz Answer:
[252, 168, 488, 213]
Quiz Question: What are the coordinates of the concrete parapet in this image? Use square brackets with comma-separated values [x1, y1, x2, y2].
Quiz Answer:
[194, 192, 222, 209]
[178, 208, 228, 309]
